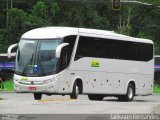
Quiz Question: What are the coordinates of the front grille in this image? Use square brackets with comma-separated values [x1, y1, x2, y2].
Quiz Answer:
[18, 81, 44, 85]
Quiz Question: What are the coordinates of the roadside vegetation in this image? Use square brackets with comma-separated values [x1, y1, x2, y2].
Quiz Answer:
[0, 80, 14, 91]
[153, 84, 160, 94]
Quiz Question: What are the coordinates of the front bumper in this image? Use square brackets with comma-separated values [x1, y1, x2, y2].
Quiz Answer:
[14, 81, 57, 93]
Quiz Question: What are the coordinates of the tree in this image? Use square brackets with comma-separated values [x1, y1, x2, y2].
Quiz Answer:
[0, 0, 160, 53]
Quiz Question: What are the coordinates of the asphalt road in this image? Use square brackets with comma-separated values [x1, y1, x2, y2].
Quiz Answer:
[0, 93, 160, 114]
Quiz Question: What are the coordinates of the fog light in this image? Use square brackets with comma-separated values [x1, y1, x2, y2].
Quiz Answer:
[14, 78, 19, 82]
[44, 80, 48, 84]
[44, 79, 54, 84]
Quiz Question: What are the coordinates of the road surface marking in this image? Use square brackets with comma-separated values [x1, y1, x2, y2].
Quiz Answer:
[38, 98, 77, 102]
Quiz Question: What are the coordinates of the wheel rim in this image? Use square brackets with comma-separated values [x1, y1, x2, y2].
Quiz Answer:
[75, 85, 79, 96]
[128, 87, 133, 99]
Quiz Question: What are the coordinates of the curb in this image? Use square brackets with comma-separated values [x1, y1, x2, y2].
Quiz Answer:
[153, 93, 160, 95]
[0, 91, 14, 93]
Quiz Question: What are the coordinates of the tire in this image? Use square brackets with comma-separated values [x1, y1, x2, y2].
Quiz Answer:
[70, 82, 79, 99]
[118, 84, 134, 102]
[34, 93, 42, 100]
[88, 94, 104, 101]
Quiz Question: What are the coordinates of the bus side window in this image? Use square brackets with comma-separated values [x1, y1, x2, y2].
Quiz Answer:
[75, 36, 105, 60]
[59, 35, 76, 71]
[75, 36, 90, 60]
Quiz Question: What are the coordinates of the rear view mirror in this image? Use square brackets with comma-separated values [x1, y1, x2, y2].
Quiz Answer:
[56, 43, 69, 58]
[7, 43, 18, 58]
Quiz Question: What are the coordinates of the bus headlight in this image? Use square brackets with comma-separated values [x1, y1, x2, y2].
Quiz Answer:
[14, 78, 19, 82]
[44, 79, 53, 84]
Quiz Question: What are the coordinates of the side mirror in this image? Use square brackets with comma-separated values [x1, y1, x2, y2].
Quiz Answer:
[7, 43, 18, 58]
[56, 43, 69, 58]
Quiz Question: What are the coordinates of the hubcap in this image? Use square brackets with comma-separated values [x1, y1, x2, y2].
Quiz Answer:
[128, 87, 133, 99]
[76, 86, 79, 96]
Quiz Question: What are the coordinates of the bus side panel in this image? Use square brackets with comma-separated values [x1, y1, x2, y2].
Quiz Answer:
[83, 71, 89, 93]
[86, 71, 102, 93]
[136, 74, 153, 95]
[113, 73, 125, 94]
[58, 70, 70, 93]
[100, 72, 114, 94]
[138, 75, 153, 95]
[144, 75, 153, 94]
[69, 57, 154, 95]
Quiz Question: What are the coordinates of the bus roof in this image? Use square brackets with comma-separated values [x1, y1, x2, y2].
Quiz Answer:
[22, 27, 78, 39]
[21, 27, 153, 44]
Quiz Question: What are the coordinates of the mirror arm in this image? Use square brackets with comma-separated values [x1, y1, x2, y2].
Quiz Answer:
[8, 43, 18, 58]
[56, 43, 69, 58]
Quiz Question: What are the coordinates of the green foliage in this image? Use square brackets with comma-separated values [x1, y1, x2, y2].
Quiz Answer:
[140, 0, 160, 5]
[154, 84, 160, 94]
[0, 80, 14, 91]
[0, 29, 8, 52]
[32, 1, 48, 20]
[0, 0, 160, 53]
[8, 8, 27, 42]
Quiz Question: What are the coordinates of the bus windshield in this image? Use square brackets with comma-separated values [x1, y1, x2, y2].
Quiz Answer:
[15, 39, 61, 76]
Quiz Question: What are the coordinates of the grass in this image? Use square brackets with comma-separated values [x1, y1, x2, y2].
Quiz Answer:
[0, 80, 14, 91]
[153, 84, 160, 94]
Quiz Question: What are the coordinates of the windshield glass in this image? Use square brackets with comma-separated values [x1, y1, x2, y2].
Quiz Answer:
[15, 39, 61, 76]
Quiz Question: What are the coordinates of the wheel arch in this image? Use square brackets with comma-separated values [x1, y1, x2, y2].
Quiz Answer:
[126, 80, 136, 95]
[70, 77, 83, 94]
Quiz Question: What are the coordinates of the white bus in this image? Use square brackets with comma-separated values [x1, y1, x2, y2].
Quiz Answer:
[8, 27, 154, 101]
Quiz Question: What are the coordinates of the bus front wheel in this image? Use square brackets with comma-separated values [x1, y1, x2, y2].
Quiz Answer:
[34, 93, 42, 100]
[70, 82, 79, 99]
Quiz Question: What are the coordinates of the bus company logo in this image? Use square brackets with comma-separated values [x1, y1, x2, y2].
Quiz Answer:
[31, 81, 34, 85]
[91, 60, 100, 67]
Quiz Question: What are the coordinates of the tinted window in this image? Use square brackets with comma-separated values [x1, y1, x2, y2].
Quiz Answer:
[75, 36, 153, 61]
[75, 36, 104, 60]
[57, 35, 77, 72]
[104, 40, 153, 61]
[75, 36, 91, 60]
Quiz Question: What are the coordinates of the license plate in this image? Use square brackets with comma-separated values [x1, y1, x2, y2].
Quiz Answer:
[28, 86, 37, 91]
